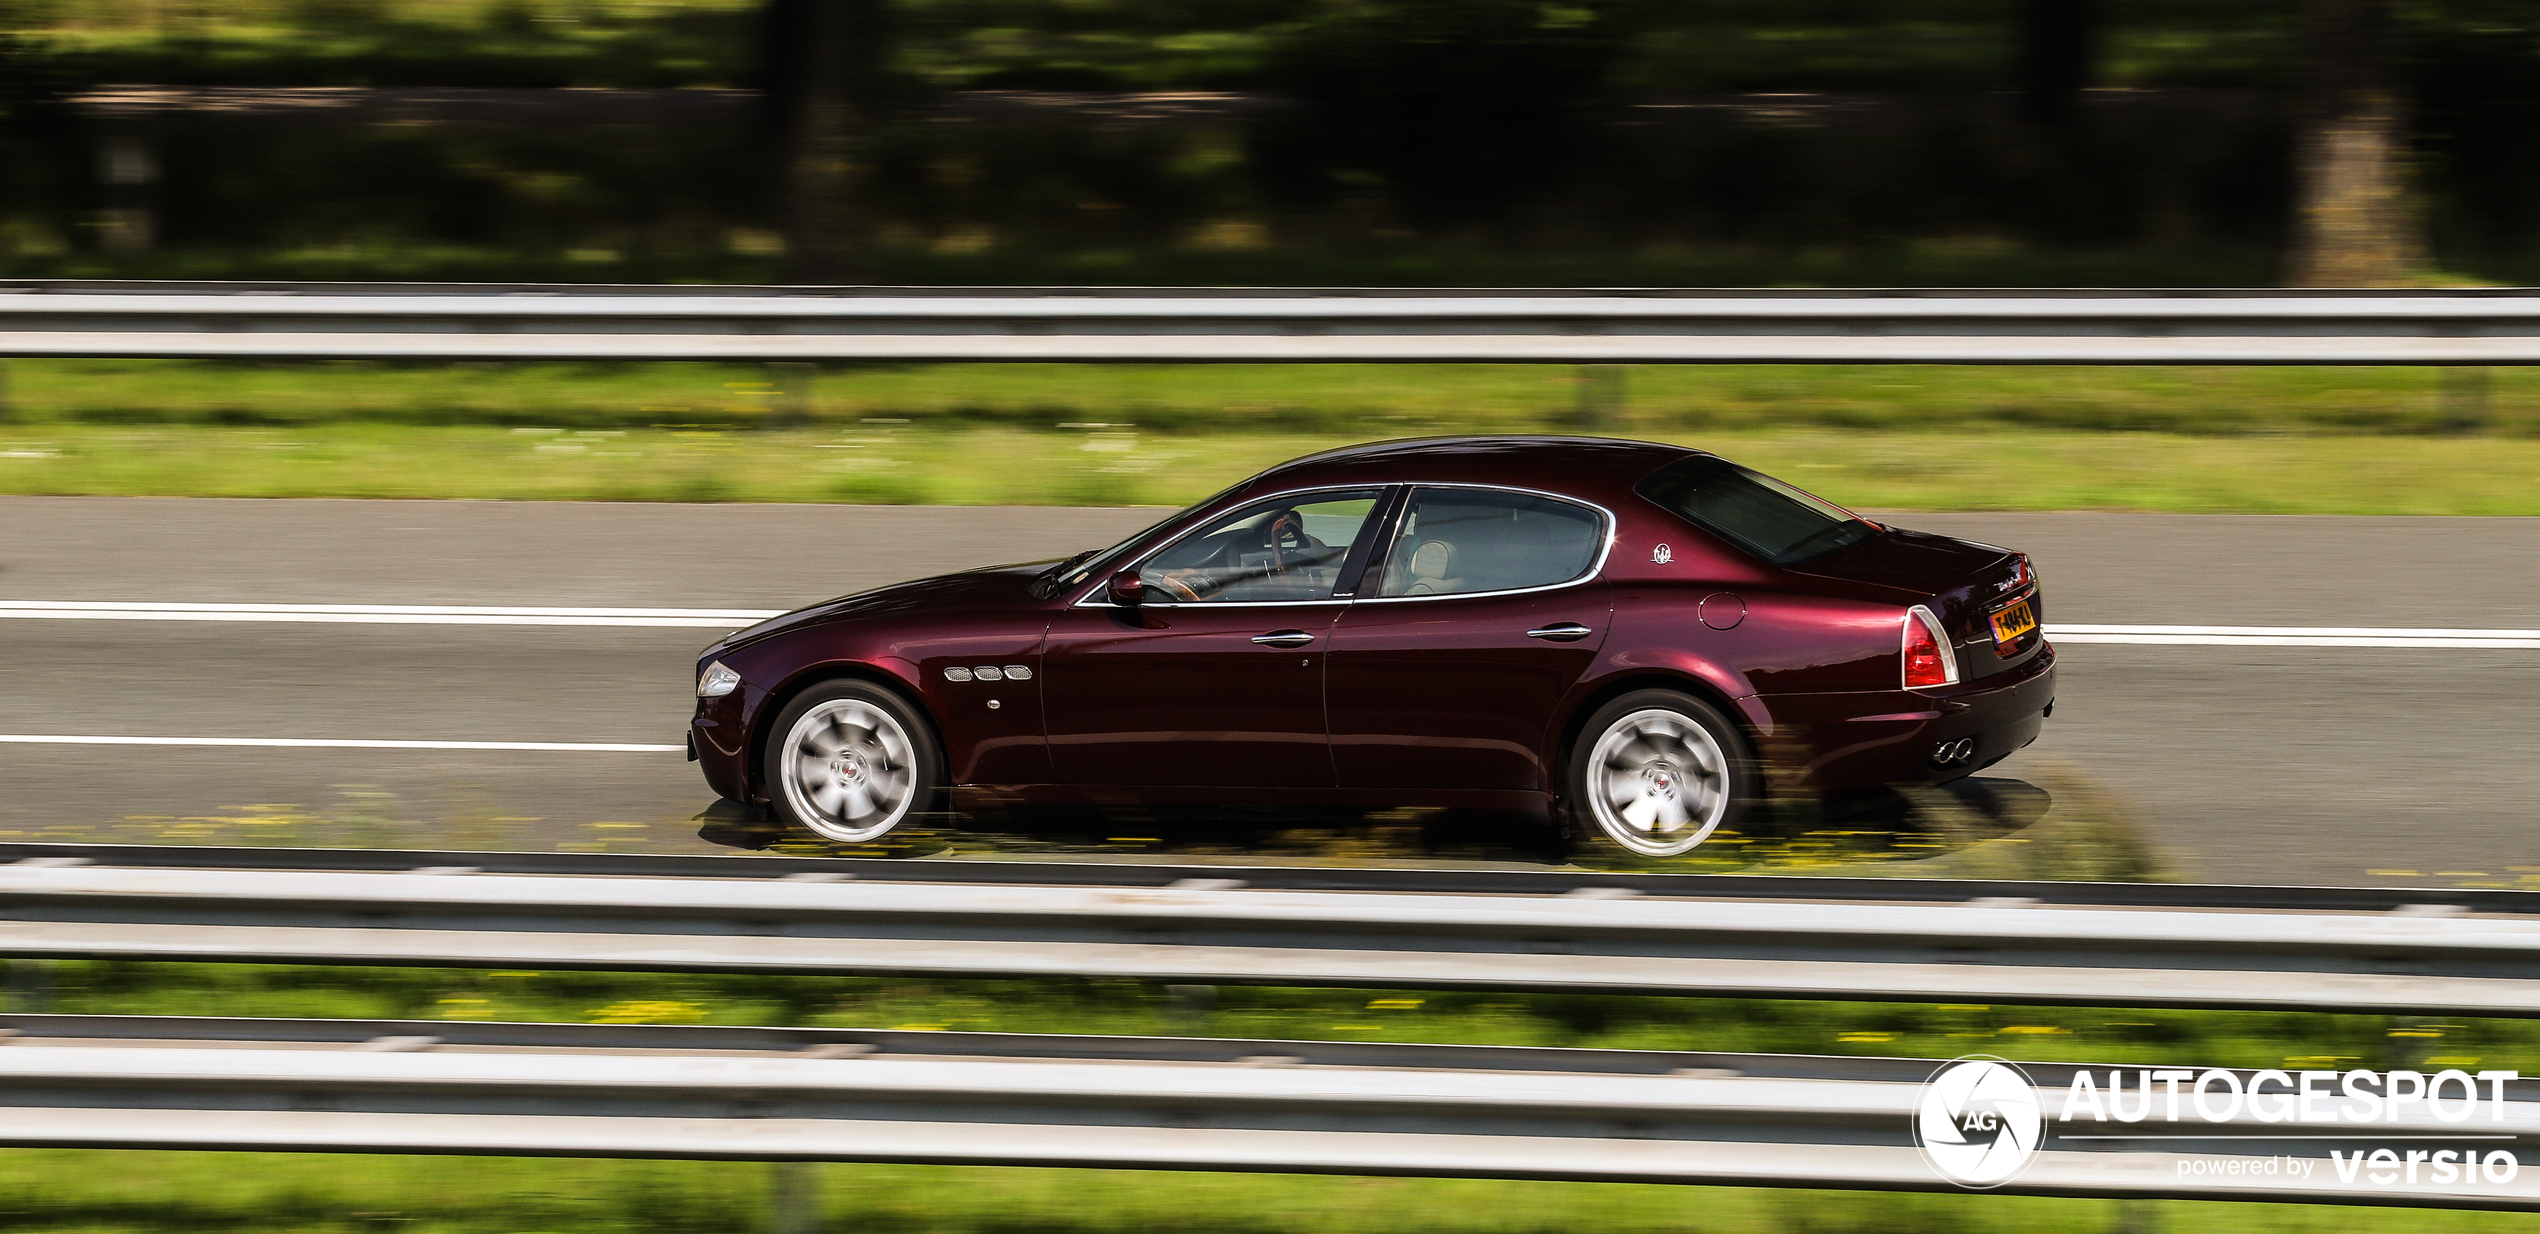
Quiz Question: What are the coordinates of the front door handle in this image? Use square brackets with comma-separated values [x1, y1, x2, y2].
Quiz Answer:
[1252, 630, 1316, 647]
[1527, 622, 1594, 642]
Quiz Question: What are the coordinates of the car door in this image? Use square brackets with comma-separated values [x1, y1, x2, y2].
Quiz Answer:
[1042, 487, 1392, 788]
[1326, 485, 1613, 792]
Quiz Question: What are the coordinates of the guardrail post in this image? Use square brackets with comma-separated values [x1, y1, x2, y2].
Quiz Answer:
[768, 1161, 822, 1234]
[5, 959, 53, 1012]
[1167, 983, 1216, 1032]
[2107, 1198, 2159, 1233]
[2438, 366, 2492, 434]
[1573, 365, 1626, 430]
[770, 362, 817, 429]
[96, 132, 159, 253]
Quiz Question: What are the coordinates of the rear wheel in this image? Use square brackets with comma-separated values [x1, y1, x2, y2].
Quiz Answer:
[1564, 689, 1754, 857]
[763, 680, 943, 844]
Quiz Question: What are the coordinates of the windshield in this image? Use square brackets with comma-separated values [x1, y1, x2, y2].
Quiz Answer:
[1634, 454, 1879, 565]
[1030, 482, 1242, 597]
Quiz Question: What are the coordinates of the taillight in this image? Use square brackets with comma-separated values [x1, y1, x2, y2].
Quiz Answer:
[2012, 555, 2035, 591]
[1902, 605, 1959, 689]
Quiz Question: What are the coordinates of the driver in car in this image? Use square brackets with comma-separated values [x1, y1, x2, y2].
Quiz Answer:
[1149, 509, 1338, 602]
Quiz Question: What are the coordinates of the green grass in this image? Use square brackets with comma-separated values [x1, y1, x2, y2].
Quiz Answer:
[4, 421, 2538, 514]
[1, 359, 2537, 512]
[17, 360, 2539, 437]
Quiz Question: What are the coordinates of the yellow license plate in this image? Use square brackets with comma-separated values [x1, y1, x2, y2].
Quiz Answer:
[1989, 598, 2038, 646]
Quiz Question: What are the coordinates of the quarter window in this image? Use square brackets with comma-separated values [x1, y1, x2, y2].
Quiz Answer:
[1373, 488, 1604, 598]
[1133, 489, 1386, 603]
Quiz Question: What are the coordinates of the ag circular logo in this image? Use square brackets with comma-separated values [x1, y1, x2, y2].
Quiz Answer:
[1914, 1056, 2043, 1188]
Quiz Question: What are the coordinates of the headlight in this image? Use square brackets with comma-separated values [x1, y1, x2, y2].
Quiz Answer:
[696, 661, 742, 698]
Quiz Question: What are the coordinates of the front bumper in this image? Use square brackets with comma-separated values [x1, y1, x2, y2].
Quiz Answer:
[1761, 642, 2058, 794]
[692, 690, 751, 801]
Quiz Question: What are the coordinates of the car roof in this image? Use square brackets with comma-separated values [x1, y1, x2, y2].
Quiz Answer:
[1244, 436, 1705, 504]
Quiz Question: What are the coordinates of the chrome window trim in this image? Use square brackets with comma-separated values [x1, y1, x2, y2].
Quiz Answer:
[1067, 483, 1398, 610]
[1068, 480, 1615, 610]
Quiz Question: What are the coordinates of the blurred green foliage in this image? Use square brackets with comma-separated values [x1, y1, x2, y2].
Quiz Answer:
[13, 0, 762, 89]
[8, 358, 2540, 435]
[6, 421, 2540, 514]
[0, 2, 2533, 284]
[0, 0, 2351, 93]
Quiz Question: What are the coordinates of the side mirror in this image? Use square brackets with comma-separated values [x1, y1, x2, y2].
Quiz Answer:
[1106, 569, 1145, 607]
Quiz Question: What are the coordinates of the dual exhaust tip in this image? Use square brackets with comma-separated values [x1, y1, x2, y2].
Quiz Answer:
[1930, 736, 1978, 767]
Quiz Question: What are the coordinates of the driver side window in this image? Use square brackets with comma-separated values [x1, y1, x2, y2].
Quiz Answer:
[1135, 489, 1386, 603]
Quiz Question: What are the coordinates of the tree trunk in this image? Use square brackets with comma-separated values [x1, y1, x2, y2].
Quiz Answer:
[2289, 0, 2424, 287]
[2018, 0, 2095, 123]
[769, 0, 883, 285]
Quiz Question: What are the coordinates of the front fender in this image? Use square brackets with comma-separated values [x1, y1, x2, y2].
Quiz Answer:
[723, 610, 1055, 798]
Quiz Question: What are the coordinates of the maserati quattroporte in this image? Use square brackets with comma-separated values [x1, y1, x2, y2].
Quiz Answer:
[689, 437, 2054, 856]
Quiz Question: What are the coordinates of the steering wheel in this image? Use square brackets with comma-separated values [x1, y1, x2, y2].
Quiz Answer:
[1150, 572, 1206, 602]
[1261, 509, 1327, 573]
[1265, 510, 1302, 574]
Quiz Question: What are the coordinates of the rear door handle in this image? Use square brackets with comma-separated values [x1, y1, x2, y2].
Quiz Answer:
[1252, 630, 1315, 647]
[1527, 622, 1594, 642]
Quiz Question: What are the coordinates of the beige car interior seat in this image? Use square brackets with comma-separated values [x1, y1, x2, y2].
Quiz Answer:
[1401, 538, 1460, 595]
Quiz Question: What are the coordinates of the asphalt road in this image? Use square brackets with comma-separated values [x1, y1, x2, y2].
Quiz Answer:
[2, 496, 2534, 887]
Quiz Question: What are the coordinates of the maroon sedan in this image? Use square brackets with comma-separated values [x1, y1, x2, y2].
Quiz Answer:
[690, 437, 2054, 857]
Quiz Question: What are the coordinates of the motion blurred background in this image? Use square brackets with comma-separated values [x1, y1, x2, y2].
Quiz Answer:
[2, 0, 2536, 511]
[0, 0, 2530, 288]
[3, 4, 2538, 1232]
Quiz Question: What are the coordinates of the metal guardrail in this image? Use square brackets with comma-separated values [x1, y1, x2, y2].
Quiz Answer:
[0, 841, 2528, 912]
[0, 1013, 2531, 1208]
[3, 282, 2540, 362]
[5, 845, 2538, 1016]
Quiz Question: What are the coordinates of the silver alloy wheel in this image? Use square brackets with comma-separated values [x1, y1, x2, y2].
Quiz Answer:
[1584, 707, 1731, 856]
[778, 698, 919, 843]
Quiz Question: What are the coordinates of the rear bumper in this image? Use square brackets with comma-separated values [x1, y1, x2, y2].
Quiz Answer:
[1759, 642, 2057, 795]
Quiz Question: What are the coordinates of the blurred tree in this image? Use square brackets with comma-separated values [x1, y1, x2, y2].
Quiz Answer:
[2288, 0, 2424, 285]
[1265, 0, 1632, 232]
[764, 0, 889, 284]
[2408, 11, 2540, 270]
[2017, 0, 2095, 121]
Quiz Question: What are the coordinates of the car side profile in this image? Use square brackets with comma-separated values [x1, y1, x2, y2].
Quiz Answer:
[689, 436, 2055, 857]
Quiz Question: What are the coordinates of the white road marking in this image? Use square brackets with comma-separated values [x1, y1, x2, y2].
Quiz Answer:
[0, 601, 779, 628]
[0, 735, 682, 753]
[2049, 624, 2540, 649]
[1, 602, 2533, 648]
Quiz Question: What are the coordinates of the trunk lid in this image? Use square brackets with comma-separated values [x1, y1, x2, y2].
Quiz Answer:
[1791, 527, 2044, 680]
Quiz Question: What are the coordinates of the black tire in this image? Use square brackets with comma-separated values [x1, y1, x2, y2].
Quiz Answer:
[1562, 689, 1756, 858]
[761, 679, 944, 845]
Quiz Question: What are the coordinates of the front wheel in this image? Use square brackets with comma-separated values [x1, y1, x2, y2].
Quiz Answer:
[1563, 689, 1755, 858]
[763, 680, 943, 845]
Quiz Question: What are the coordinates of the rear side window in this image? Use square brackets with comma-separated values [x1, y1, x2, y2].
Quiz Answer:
[1374, 487, 1604, 597]
[1635, 455, 1877, 565]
